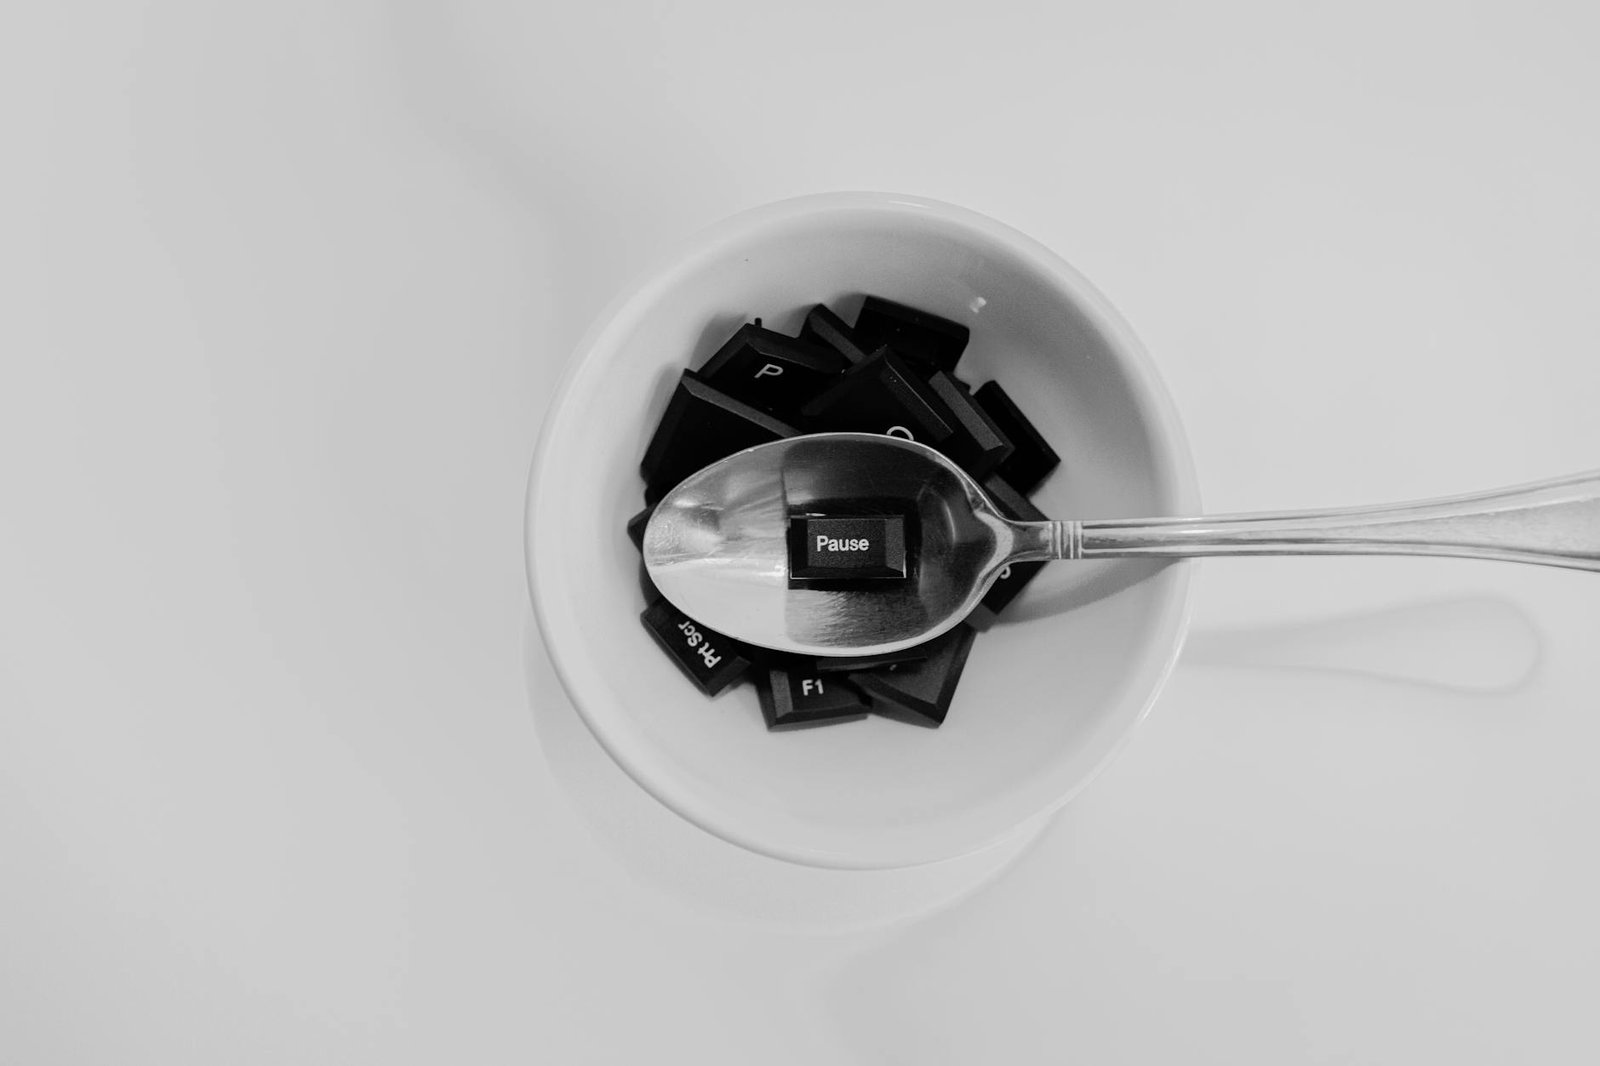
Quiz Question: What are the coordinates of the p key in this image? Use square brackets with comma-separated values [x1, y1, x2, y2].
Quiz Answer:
[697, 322, 849, 415]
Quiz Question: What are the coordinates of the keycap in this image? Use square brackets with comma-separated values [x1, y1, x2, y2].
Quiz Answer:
[926, 372, 1014, 479]
[788, 515, 907, 582]
[627, 504, 654, 552]
[697, 322, 850, 415]
[848, 623, 977, 728]
[640, 370, 802, 503]
[799, 348, 955, 446]
[977, 475, 1047, 616]
[798, 304, 871, 365]
[853, 295, 969, 373]
[641, 597, 755, 696]
[757, 663, 870, 730]
[972, 381, 1061, 494]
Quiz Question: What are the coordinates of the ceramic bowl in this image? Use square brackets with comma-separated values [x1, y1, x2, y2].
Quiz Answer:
[526, 192, 1198, 869]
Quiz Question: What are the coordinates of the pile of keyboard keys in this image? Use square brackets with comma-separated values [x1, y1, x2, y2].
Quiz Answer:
[631, 296, 1060, 731]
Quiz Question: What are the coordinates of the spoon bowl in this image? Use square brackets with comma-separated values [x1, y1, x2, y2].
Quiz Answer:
[645, 433, 1012, 656]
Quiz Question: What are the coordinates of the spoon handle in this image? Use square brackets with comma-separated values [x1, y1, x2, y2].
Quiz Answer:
[1039, 470, 1600, 571]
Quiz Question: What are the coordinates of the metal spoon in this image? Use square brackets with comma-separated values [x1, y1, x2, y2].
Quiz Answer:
[642, 432, 1600, 656]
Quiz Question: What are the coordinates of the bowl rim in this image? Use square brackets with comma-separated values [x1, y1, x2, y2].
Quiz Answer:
[525, 190, 1200, 869]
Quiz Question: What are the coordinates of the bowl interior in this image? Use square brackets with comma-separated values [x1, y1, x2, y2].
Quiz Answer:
[528, 194, 1196, 869]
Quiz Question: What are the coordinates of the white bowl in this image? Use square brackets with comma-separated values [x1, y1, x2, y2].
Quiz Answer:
[526, 192, 1199, 870]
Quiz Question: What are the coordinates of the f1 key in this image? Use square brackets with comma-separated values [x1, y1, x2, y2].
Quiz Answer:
[757, 664, 869, 730]
[788, 515, 907, 582]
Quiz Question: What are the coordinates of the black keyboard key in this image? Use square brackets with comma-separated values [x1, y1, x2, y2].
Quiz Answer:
[853, 296, 969, 373]
[849, 623, 977, 728]
[926, 372, 1014, 480]
[641, 598, 754, 696]
[799, 349, 955, 447]
[798, 304, 870, 365]
[978, 475, 1047, 616]
[973, 381, 1061, 494]
[697, 322, 849, 414]
[640, 370, 802, 503]
[627, 503, 654, 552]
[757, 664, 870, 730]
[788, 515, 907, 582]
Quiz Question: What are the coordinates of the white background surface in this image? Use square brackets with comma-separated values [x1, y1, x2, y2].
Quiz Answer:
[6, 2, 1600, 1061]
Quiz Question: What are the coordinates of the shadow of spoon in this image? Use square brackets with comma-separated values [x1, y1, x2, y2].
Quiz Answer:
[1179, 595, 1545, 695]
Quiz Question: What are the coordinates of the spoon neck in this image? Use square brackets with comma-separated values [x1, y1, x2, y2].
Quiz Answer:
[1012, 520, 1084, 561]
